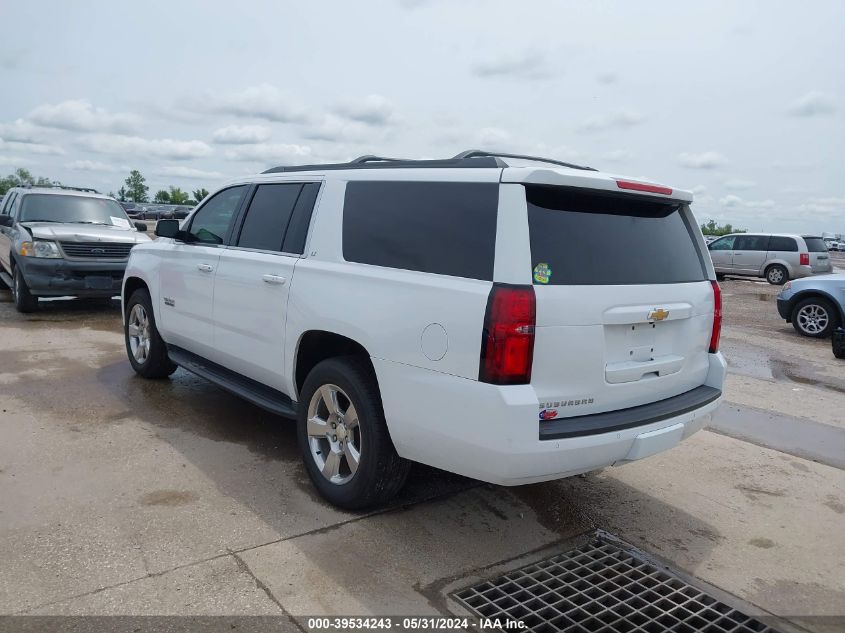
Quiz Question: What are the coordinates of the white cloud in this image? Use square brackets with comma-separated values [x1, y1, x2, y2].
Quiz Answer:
[472, 50, 553, 80]
[156, 165, 224, 180]
[477, 127, 511, 147]
[579, 109, 645, 132]
[795, 197, 845, 217]
[28, 100, 140, 133]
[597, 72, 618, 85]
[302, 115, 382, 144]
[224, 142, 313, 164]
[84, 134, 213, 160]
[0, 155, 34, 166]
[0, 118, 42, 143]
[691, 185, 708, 195]
[0, 138, 65, 155]
[719, 194, 774, 209]
[211, 125, 271, 144]
[65, 159, 123, 173]
[724, 178, 756, 190]
[601, 149, 633, 162]
[788, 91, 836, 117]
[678, 151, 728, 169]
[334, 94, 395, 125]
[205, 84, 308, 123]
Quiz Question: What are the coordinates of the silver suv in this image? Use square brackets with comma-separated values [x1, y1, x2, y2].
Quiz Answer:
[708, 233, 832, 285]
[0, 186, 151, 312]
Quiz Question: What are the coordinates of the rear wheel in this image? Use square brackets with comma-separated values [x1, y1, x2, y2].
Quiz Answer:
[125, 288, 177, 378]
[765, 264, 788, 285]
[297, 357, 410, 510]
[715, 273, 726, 281]
[791, 296, 838, 338]
[13, 268, 38, 313]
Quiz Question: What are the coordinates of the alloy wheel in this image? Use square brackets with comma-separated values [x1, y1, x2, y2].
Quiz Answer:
[306, 384, 362, 485]
[768, 267, 784, 283]
[796, 304, 829, 335]
[127, 304, 151, 363]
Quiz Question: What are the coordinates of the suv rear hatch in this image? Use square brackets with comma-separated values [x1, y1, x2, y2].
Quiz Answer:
[514, 180, 715, 421]
[803, 236, 831, 272]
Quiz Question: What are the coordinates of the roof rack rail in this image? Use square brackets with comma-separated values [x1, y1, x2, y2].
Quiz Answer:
[452, 150, 597, 172]
[261, 150, 596, 174]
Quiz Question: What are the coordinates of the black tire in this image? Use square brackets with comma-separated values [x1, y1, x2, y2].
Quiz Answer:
[833, 328, 845, 359]
[297, 357, 410, 510]
[791, 296, 839, 338]
[715, 273, 726, 281]
[765, 264, 788, 285]
[13, 267, 38, 313]
[124, 288, 177, 378]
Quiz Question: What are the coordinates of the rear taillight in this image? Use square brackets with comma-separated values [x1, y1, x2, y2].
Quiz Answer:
[709, 280, 722, 354]
[800, 253, 810, 266]
[479, 284, 536, 385]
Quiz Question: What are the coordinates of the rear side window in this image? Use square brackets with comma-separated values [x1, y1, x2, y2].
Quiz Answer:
[768, 236, 798, 252]
[526, 186, 706, 285]
[282, 182, 320, 255]
[803, 237, 828, 252]
[734, 235, 769, 251]
[237, 184, 302, 252]
[343, 181, 499, 280]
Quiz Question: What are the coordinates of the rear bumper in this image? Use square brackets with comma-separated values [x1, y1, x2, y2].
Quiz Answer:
[791, 265, 814, 279]
[374, 352, 726, 485]
[17, 257, 126, 297]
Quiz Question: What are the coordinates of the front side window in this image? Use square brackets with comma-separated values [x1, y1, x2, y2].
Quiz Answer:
[734, 235, 769, 251]
[342, 181, 499, 280]
[19, 194, 129, 226]
[708, 236, 735, 251]
[186, 186, 246, 244]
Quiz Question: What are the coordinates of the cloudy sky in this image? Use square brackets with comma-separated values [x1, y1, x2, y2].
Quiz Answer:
[1, 0, 843, 233]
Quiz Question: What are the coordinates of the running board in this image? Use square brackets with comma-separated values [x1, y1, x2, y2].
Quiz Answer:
[0, 271, 12, 289]
[166, 345, 298, 419]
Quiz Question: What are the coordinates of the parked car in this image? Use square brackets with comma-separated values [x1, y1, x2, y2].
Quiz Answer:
[120, 201, 143, 218]
[776, 273, 845, 337]
[121, 150, 725, 509]
[708, 233, 832, 284]
[0, 186, 151, 312]
[170, 206, 193, 220]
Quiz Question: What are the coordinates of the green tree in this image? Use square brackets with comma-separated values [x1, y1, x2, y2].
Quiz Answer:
[116, 186, 128, 202]
[124, 170, 149, 203]
[168, 186, 190, 205]
[153, 189, 171, 204]
[192, 188, 209, 203]
[0, 168, 54, 196]
[700, 219, 746, 236]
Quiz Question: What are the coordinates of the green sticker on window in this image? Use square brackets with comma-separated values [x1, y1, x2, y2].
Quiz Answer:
[533, 262, 551, 284]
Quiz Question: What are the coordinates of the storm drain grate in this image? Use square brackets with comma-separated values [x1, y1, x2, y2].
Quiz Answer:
[455, 534, 777, 633]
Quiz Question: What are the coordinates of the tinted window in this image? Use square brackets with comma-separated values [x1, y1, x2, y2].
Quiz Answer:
[768, 236, 798, 252]
[187, 186, 245, 244]
[734, 235, 769, 251]
[1, 192, 16, 215]
[526, 186, 706, 285]
[803, 237, 828, 252]
[343, 181, 499, 280]
[282, 183, 320, 254]
[237, 184, 302, 252]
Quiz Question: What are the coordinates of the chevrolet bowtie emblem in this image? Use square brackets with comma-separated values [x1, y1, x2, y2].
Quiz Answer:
[648, 308, 670, 321]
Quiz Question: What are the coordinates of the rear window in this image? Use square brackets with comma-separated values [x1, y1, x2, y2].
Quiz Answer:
[343, 181, 498, 280]
[803, 237, 828, 252]
[526, 186, 706, 285]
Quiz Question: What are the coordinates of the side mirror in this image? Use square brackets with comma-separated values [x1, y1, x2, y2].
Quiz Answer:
[134, 222, 148, 232]
[155, 219, 181, 238]
[0, 215, 12, 227]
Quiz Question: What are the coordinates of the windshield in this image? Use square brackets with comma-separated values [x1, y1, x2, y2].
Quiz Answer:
[20, 194, 131, 227]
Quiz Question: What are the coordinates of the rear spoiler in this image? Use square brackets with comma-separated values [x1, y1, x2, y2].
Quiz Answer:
[501, 168, 694, 204]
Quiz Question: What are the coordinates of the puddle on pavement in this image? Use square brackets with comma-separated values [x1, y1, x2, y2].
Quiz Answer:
[770, 359, 845, 394]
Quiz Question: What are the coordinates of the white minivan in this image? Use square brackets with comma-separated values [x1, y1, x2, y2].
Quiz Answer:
[708, 233, 832, 284]
[122, 151, 725, 508]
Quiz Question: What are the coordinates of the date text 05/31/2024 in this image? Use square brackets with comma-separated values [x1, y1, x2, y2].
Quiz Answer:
[306, 617, 527, 630]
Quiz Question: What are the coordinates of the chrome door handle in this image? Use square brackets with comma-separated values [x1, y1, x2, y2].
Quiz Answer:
[262, 274, 287, 285]
[197, 263, 214, 272]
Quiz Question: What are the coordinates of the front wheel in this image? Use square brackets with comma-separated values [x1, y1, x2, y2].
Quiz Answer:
[125, 288, 177, 378]
[791, 297, 838, 338]
[13, 268, 38, 313]
[297, 357, 410, 510]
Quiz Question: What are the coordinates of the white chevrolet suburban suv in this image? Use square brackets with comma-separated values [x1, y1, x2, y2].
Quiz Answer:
[122, 151, 725, 509]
